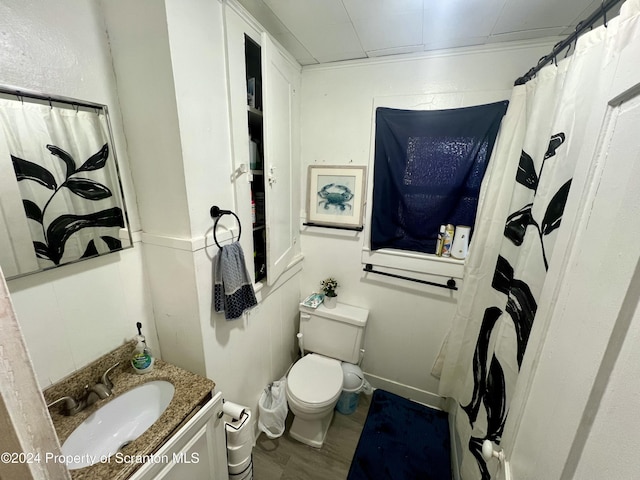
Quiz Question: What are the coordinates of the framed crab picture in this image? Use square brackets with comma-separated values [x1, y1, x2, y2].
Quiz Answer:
[307, 165, 366, 229]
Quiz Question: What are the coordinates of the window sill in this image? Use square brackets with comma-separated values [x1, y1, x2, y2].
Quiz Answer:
[361, 247, 465, 280]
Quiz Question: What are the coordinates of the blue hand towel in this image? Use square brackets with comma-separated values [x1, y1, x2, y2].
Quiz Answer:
[213, 242, 257, 320]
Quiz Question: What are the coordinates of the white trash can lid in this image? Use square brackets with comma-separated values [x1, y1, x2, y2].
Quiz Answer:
[341, 362, 364, 390]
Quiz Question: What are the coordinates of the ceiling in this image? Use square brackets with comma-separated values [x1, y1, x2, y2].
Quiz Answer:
[236, 0, 617, 65]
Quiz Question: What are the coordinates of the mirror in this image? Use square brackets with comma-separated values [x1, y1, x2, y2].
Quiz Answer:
[0, 89, 132, 280]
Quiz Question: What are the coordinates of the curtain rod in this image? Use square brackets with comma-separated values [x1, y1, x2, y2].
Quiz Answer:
[0, 84, 105, 110]
[514, 0, 624, 86]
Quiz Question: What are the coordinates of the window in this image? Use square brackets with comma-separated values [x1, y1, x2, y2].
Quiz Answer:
[370, 102, 508, 255]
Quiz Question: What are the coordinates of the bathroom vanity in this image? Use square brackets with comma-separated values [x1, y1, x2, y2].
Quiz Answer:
[44, 342, 228, 480]
[128, 392, 226, 480]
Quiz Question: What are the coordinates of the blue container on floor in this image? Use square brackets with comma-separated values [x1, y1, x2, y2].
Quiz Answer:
[336, 389, 360, 415]
[336, 362, 364, 415]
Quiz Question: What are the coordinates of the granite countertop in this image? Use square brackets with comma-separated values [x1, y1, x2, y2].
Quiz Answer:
[44, 341, 215, 480]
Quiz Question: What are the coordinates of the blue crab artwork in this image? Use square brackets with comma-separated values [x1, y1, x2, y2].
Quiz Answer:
[317, 183, 354, 211]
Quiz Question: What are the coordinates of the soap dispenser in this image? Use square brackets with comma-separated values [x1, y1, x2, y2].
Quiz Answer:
[131, 322, 154, 374]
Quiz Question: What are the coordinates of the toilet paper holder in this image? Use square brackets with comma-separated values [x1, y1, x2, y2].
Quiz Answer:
[221, 400, 248, 421]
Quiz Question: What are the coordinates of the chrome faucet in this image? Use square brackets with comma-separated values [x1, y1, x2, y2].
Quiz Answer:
[100, 361, 120, 391]
[86, 361, 121, 406]
[46, 361, 120, 416]
[85, 383, 111, 406]
[46, 396, 84, 416]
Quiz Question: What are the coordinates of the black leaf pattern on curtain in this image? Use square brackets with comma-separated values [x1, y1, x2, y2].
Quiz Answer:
[504, 204, 534, 247]
[33, 241, 50, 260]
[80, 235, 123, 260]
[81, 239, 99, 259]
[516, 151, 538, 190]
[22, 200, 43, 223]
[65, 178, 113, 200]
[541, 180, 572, 236]
[44, 208, 124, 264]
[12, 155, 57, 189]
[505, 280, 538, 367]
[47, 145, 77, 179]
[101, 235, 123, 251]
[537, 133, 567, 191]
[484, 355, 507, 441]
[536, 180, 572, 270]
[47, 143, 109, 176]
[13, 143, 124, 265]
[463, 130, 570, 479]
[461, 306, 503, 425]
[77, 143, 109, 172]
[492, 255, 514, 295]
[544, 133, 566, 159]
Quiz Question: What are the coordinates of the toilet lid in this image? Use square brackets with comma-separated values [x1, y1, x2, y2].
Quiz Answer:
[288, 354, 343, 405]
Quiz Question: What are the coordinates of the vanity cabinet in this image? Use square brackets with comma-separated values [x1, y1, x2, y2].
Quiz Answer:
[225, 3, 301, 287]
[129, 391, 228, 480]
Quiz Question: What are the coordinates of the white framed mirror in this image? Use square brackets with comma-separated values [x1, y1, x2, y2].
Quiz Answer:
[0, 86, 132, 279]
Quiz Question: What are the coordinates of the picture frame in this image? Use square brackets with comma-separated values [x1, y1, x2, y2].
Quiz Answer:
[307, 165, 367, 229]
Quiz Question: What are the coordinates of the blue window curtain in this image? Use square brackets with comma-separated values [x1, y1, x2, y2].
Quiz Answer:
[371, 101, 508, 254]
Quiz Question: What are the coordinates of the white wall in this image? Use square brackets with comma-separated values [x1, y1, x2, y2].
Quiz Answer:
[102, 0, 301, 418]
[98, 0, 189, 239]
[0, 0, 158, 389]
[571, 295, 640, 480]
[299, 41, 556, 405]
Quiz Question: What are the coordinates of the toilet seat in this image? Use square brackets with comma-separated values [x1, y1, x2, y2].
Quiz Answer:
[287, 354, 343, 407]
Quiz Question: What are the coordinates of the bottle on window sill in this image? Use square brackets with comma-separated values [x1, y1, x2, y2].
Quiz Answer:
[451, 225, 471, 260]
[441, 224, 455, 257]
[435, 225, 446, 256]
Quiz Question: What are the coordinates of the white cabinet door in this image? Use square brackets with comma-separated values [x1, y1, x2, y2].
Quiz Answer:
[155, 424, 214, 480]
[262, 33, 300, 286]
[224, 5, 300, 287]
[223, 7, 261, 282]
[130, 392, 228, 480]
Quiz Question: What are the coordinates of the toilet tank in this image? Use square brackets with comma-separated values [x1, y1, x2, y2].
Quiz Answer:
[299, 302, 369, 364]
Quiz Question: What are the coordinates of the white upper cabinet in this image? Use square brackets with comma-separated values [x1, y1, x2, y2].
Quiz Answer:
[224, 3, 301, 287]
[261, 32, 299, 286]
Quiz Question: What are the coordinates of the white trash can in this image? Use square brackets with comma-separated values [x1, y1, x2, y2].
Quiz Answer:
[336, 363, 364, 415]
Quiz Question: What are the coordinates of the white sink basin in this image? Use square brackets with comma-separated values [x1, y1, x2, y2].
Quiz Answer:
[61, 380, 175, 470]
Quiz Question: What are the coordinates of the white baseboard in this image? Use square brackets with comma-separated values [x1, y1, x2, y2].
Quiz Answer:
[363, 373, 446, 411]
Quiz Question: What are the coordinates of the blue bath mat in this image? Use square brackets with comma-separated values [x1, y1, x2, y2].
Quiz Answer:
[348, 389, 451, 480]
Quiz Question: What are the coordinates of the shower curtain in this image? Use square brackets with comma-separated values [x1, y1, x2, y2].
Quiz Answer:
[0, 99, 123, 274]
[437, 1, 640, 477]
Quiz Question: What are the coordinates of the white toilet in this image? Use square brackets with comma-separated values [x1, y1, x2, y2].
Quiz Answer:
[287, 301, 369, 448]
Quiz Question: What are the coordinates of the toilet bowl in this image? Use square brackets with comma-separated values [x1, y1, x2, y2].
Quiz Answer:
[287, 302, 369, 448]
[286, 353, 343, 448]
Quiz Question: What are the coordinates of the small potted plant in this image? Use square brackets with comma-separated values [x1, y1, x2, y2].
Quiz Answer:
[320, 277, 339, 309]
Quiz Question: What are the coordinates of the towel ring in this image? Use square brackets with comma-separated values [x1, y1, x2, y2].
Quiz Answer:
[210, 206, 242, 249]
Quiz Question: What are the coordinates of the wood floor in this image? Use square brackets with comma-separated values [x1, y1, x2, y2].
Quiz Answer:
[253, 394, 371, 480]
